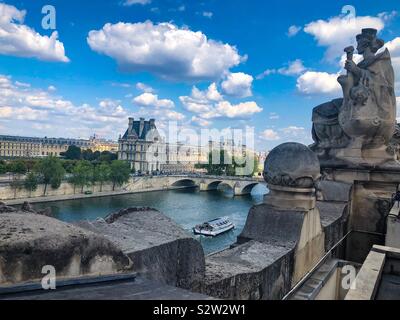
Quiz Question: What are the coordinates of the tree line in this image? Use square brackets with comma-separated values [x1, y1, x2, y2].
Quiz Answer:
[1, 156, 131, 198]
[195, 150, 260, 177]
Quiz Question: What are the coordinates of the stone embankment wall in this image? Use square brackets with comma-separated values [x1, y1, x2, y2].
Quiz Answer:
[0, 181, 119, 201]
[0, 176, 172, 201]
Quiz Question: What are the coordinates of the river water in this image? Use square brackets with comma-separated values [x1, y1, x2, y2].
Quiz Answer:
[33, 185, 268, 254]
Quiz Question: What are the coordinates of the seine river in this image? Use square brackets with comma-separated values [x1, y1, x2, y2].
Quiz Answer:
[34, 185, 268, 254]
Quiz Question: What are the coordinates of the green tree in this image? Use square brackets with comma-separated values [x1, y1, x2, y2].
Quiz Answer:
[24, 172, 38, 197]
[10, 177, 23, 199]
[34, 157, 66, 196]
[61, 145, 81, 160]
[70, 161, 93, 193]
[0, 161, 7, 175]
[98, 151, 118, 163]
[109, 160, 130, 191]
[10, 160, 27, 176]
[233, 153, 259, 177]
[95, 162, 111, 192]
[62, 160, 78, 174]
[6, 160, 28, 193]
[205, 150, 231, 176]
[82, 149, 94, 161]
[202, 150, 258, 177]
[13, 160, 28, 175]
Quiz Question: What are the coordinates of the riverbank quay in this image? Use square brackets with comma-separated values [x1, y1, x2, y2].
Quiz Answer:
[4, 186, 189, 206]
[2, 175, 264, 205]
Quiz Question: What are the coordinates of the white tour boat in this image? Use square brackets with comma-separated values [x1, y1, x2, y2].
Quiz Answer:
[193, 217, 235, 237]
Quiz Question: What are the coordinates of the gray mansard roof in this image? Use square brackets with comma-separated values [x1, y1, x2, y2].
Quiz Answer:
[121, 119, 158, 141]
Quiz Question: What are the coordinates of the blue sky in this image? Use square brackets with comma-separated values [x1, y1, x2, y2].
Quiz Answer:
[0, 0, 399, 151]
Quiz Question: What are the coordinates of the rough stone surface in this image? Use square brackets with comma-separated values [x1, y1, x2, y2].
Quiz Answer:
[317, 201, 348, 253]
[20, 202, 35, 213]
[0, 276, 214, 300]
[203, 240, 293, 300]
[0, 202, 53, 217]
[263, 143, 321, 188]
[317, 180, 352, 202]
[238, 203, 306, 246]
[74, 208, 205, 291]
[201, 203, 306, 300]
[0, 213, 132, 285]
[0, 203, 17, 213]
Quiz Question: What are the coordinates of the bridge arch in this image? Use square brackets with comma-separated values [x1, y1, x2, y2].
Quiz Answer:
[234, 182, 268, 196]
[171, 179, 198, 188]
[206, 180, 224, 190]
[217, 182, 234, 192]
[200, 180, 236, 192]
[241, 183, 261, 194]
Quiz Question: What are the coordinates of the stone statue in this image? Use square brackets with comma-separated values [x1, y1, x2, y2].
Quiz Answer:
[387, 123, 400, 160]
[311, 28, 397, 166]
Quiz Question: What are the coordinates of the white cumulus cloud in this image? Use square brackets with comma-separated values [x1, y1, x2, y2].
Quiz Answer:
[221, 72, 253, 98]
[87, 21, 244, 81]
[133, 92, 175, 108]
[136, 82, 155, 93]
[0, 3, 69, 62]
[191, 116, 211, 127]
[287, 25, 301, 37]
[257, 59, 306, 79]
[180, 83, 262, 120]
[0, 75, 129, 138]
[304, 14, 385, 61]
[203, 12, 213, 19]
[260, 129, 280, 141]
[123, 0, 151, 6]
[296, 71, 341, 95]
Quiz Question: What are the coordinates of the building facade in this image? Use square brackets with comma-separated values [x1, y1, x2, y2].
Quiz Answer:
[118, 118, 258, 175]
[118, 118, 164, 172]
[89, 135, 119, 153]
[0, 135, 92, 158]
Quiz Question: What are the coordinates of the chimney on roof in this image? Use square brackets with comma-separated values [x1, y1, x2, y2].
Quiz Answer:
[150, 118, 156, 128]
[139, 118, 145, 137]
[128, 117, 134, 134]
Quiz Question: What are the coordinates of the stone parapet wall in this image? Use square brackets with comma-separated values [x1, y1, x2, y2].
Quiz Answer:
[74, 208, 205, 291]
[0, 211, 132, 285]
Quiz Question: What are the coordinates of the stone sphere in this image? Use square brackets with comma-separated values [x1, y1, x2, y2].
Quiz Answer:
[263, 142, 320, 188]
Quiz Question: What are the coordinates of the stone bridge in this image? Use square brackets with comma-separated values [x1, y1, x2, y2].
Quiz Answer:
[125, 175, 267, 196]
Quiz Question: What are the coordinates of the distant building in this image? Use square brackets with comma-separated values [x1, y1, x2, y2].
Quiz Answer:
[118, 117, 258, 174]
[89, 135, 119, 153]
[161, 142, 209, 174]
[0, 135, 91, 158]
[118, 118, 163, 172]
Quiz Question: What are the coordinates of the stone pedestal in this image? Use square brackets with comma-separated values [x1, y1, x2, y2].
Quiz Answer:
[266, 185, 316, 211]
[322, 164, 400, 263]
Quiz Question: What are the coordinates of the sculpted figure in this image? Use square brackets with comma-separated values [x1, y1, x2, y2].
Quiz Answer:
[311, 28, 397, 165]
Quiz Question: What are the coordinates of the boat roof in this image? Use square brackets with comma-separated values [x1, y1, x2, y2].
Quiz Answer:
[208, 217, 230, 223]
